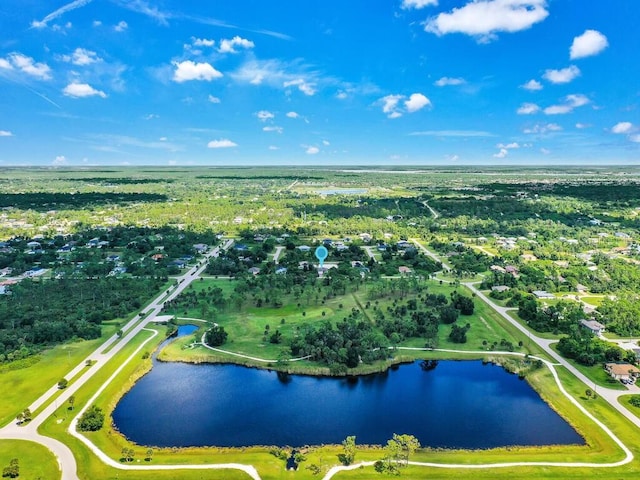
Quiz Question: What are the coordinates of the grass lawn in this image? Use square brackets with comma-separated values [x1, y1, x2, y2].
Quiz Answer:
[506, 311, 563, 340]
[160, 288, 362, 368]
[549, 344, 627, 391]
[0, 439, 61, 480]
[582, 296, 605, 307]
[0, 323, 119, 427]
[618, 394, 640, 420]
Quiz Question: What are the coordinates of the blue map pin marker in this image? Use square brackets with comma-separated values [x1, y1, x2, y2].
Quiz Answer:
[315, 246, 328, 268]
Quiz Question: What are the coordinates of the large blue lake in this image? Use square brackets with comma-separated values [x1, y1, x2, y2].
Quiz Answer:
[112, 326, 583, 448]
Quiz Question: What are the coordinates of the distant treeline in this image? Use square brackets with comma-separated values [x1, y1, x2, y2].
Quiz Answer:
[0, 192, 167, 211]
[478, 182, 640, 204]
[61, 177, 174, 185]
[196, 175, 323, 180]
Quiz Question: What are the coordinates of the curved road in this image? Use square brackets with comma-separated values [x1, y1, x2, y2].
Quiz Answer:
[0, 240, 236, 480]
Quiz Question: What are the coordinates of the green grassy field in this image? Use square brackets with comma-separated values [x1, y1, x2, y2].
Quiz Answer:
[548, 344, 627, 391]
[0, 439, 61, 480]
[0, 323, 119, 427]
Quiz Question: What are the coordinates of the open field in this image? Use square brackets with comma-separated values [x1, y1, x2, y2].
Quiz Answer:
[0, 440, 61, 480]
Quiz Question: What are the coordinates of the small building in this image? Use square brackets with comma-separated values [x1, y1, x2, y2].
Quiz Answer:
[521, 253, 538, 262]
[396, 240, 412, 250]
[490, 265, 506, 273]
[605, 363, 640, 381]
[532, 290, 555, 299]
[248, 267, 261, 275]
[505, 265, 519, 276]
[275, 267, 288, 275]
[193, 243, 208, 253]
[398, 266, 412, 275]
[580, 319, 605, 336]
[169, 260, 187, 269]
[491, 285, 510, 293]
[297, 245, 311, 252]
[26, 241, 41, 250]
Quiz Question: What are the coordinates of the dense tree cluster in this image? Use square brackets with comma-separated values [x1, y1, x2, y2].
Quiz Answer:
[0, 277, 163, 361]
[290, 316, 389, 373]
[204, 325, 228, 347]
[557, 325, 633, 366]
[77, 405, 105, 431]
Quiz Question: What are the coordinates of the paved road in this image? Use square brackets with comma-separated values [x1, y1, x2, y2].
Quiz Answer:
[464, 282, 640, 426]
[272, 245, 285, 264]
[0, 241, 232, 480]
[410, 238, 451, 272]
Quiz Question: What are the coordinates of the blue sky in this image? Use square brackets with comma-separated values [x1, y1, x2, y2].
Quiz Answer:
[0, 0, 639, 166]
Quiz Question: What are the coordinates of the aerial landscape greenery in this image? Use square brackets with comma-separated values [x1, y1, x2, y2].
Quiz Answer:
[1, 166, 640, 479]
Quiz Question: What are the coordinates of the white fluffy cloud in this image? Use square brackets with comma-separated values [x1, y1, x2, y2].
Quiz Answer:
[493, 148, 508, 158]
[305, 146, 320, 155]
[544, 94, 589, 115]
[402, 0, 438, 9]
[381, 95, 403, 117]
[630, 135, 640, 143]
[523, 123, 562, 134]
[286, 111, 299, 118]
[434, 76, 466, 86]
[231, 58, 322, 97]
[0, 130, 13, 137]
[208, 95, 221, 103]
[611, 122, 633, 134]
[256, 110, 275, 122]
[570, 29, 608, 60]
[173, 61, 222, 82]
[219, 36, 254, 54]
[404, 93, 432, 112]
[193, 37, 215, 47]
[517, 103, 540, 115]
[207, 139, 237, 148]
[61, 48, 102, 66]
[283, 78, 316, 96]
[494, 142, 520, 157]
[425, 0, 549, 42]
[3, 53, 52, 80]
[379, 93, 431, 118]
[53, 155, 67, 165]
[263, 126, 283, 133]
[63, 82, 107, 98]
[114, 20, 128, 32]
[521, 79, 543, 91]
[543, 65, 580, 84]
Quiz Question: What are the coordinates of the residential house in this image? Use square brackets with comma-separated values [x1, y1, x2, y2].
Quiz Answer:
[580, 319, 605, 336]
[532, 290, 555, 299]
[491, 285, 510, 293]
[605, 363, 640, 381]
